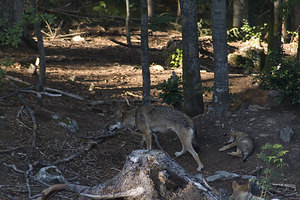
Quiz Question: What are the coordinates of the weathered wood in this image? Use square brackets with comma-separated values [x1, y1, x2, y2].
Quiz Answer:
[40, 150, 222, 200]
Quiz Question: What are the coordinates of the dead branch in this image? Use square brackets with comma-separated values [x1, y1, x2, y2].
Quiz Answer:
[17, 93, 38, 130]
[44, 87, 84, 100]
[40, 150, 222, 200]
[5, 75, 31, 86]
[52, 140, 97, 166]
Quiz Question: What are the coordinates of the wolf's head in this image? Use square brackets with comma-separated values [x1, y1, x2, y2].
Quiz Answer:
[109, 106, 136, 132]
[224, 131, 247, 144]
[230, 180, 250, 200]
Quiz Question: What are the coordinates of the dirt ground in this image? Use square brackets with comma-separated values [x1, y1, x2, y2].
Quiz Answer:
[0, 27, 299, 199]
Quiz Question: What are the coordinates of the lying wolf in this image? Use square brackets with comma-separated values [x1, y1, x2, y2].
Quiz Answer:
[219, 131, 254, 161]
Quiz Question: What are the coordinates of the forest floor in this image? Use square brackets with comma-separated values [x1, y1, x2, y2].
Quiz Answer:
[0, 27, 299, 199]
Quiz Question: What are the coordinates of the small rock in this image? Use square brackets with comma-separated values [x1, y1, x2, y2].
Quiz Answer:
[34, 165, 66, 183]
[248, 105, 266, 112]
[72, 35, 85, 42]
[151, 64, 164, 71]
[280, 127, 294, 142]
[268, 90, 282, 107]
[52, 114, 79, 133]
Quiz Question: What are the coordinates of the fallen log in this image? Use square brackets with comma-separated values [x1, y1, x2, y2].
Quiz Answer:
[40, 150, 223, 200]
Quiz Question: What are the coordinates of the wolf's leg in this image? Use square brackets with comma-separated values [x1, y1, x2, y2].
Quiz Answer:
[176, 129, 204, 171]
[188, 147, 204, 171]
[175, 144, 186, 157]
[152, 132, 163, 150]
[144, 129, 152, 150]
[228, 148, 243, 157]
[219, 142, 237, 151]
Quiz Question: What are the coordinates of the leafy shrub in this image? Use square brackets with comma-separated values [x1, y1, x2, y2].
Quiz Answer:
[149, 13, 177, 31]
[254, 61, 300, 104]
[170, 48, 182, 68]
[255, 143, 288, 198]
[157, 73, 213, 109]
[197, 19, 211, 36]
[157, 73, 183, 108]
[0, 57, 13, 83]
[231, 47, 265, 72]
[228, 20, 266, 42]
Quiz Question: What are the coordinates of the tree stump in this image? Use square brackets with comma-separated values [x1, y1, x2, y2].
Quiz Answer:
[40, 150, 222, 200]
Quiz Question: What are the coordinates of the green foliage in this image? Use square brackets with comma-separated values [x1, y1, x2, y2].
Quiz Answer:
[149, 13, 177, 31]
[0, 17, 24, 47]
[231, 48, 265, 72]
[0, 57, 14, 83]
[256, 143, 288, 198]
[195, 84, 213, 96]
[157, 73, 183, 108]
[254, 61, 300, 104]
[93, 0, 139, 18]
[0, 5, 55, 47]
[169, 49, 182, 68]
[228, 20, 266, 42]
[197, 19, 211, 36]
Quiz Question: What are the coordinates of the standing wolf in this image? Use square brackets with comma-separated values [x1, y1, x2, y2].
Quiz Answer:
[111, 105, 204, 171]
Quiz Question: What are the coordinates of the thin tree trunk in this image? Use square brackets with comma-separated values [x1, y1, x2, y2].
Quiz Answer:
[147, 0, 154, 21]
[31, 0, 46, 91]
[180, 0, 204, 117]
[211, 0, 230, 117]
[233, 0, 242, 28]
[177, 0, 181, 18]
[233, 0, 248, 28]
[141, 0, 151, 106]
[297, 26, 300, 61]
[265, 0, 282, 71]
[126, 0, 132, 47]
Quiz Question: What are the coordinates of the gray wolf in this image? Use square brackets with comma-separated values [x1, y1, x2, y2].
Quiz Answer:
[219, 131, 254, 161]
[111, 105, 204, 171]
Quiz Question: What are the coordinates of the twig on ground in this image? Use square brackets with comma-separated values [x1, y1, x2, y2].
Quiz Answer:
[0, 146, 23, 154]
[52, 141, 97, 166]
[44, 87, 84, 100]
[17, 93, 38, 130]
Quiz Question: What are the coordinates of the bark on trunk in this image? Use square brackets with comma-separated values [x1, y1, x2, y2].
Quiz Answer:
[126, 0, 132, 47]
[141, 0, 151, 106]
[31, 0, 46, 91]
[264, 0, 282, 71]
[0, 0, 25, 28]
[211, 0, 230, 117]
[180, 0, 204, 117]
[40, 150, 222, 200]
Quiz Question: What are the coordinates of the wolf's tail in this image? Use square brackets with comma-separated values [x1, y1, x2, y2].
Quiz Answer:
[192, 128, 201, 153]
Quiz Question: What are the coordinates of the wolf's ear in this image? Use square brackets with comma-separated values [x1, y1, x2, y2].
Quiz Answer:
[244, 180, 250, 190]
[232, 180, 239, 190]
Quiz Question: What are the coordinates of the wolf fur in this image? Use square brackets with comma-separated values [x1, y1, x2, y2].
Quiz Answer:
[230, 180, 250, 200]
[219, 131, 254, 161]
[114, 105, 204, 171]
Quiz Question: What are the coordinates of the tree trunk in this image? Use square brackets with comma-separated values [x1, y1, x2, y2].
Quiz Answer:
[147, 0, 154, 21]
[264, 0, 282, 71]
[297, 27, 300, 62]
[233, 0, 242, 28]
[0, 0, 25, 28]
[233, 0, 248, 28]
[180, 0, 204, 117]
[211, 0, 230, 117]
[126, 0, 132, 47]
[141, 0, 151, 106]
[31, 0, 46, 91]
[40, 150, 222, 200]
[177, 0, 181, 18]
